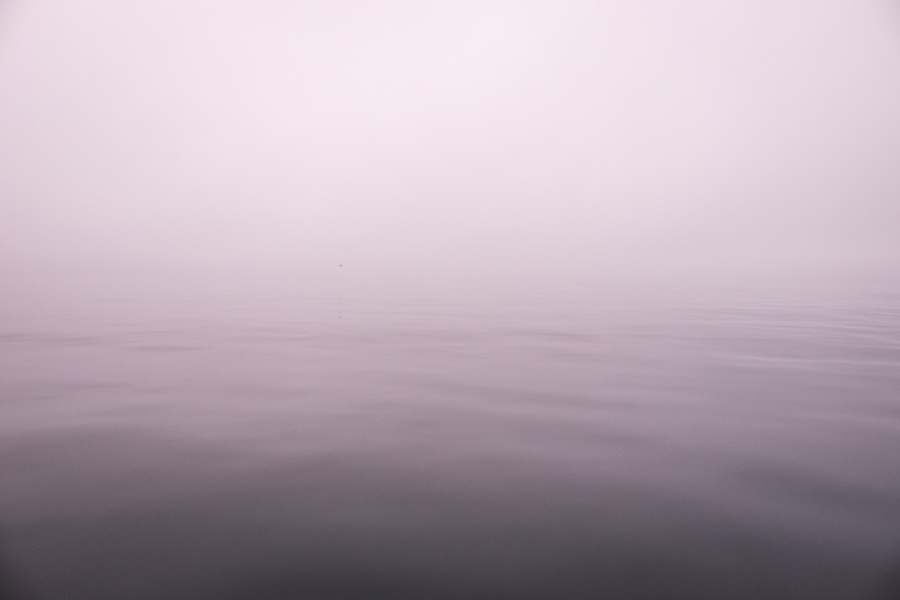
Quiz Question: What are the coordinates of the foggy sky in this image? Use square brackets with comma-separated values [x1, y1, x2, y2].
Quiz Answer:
[1, 0, 899, 288]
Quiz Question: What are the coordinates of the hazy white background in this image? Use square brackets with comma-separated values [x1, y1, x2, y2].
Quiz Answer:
[1, 0, 899, 290]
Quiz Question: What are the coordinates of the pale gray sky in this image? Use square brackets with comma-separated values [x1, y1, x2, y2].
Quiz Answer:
[1, 0, 899, 287]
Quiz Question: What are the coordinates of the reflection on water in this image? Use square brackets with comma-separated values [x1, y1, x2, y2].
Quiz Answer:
[0, 286, 899, 599]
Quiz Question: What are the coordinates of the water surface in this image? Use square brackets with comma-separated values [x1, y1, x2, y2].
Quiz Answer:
[1, 285, 899, 599]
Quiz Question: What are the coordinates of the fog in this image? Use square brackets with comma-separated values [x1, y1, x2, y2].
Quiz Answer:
[1, 0, 899, 290]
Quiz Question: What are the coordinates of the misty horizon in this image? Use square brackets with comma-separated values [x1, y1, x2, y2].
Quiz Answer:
[2, 3, 900, 599]
[1, 0, 899, 289]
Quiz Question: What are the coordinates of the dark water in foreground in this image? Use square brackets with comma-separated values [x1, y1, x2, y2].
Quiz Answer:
[1, 286, 899, 599]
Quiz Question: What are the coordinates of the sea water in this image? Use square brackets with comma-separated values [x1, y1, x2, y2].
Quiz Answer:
[1, 282, 899, 599]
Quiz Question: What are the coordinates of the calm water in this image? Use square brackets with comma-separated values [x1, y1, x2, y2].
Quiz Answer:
[1, 285, 899, 599]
